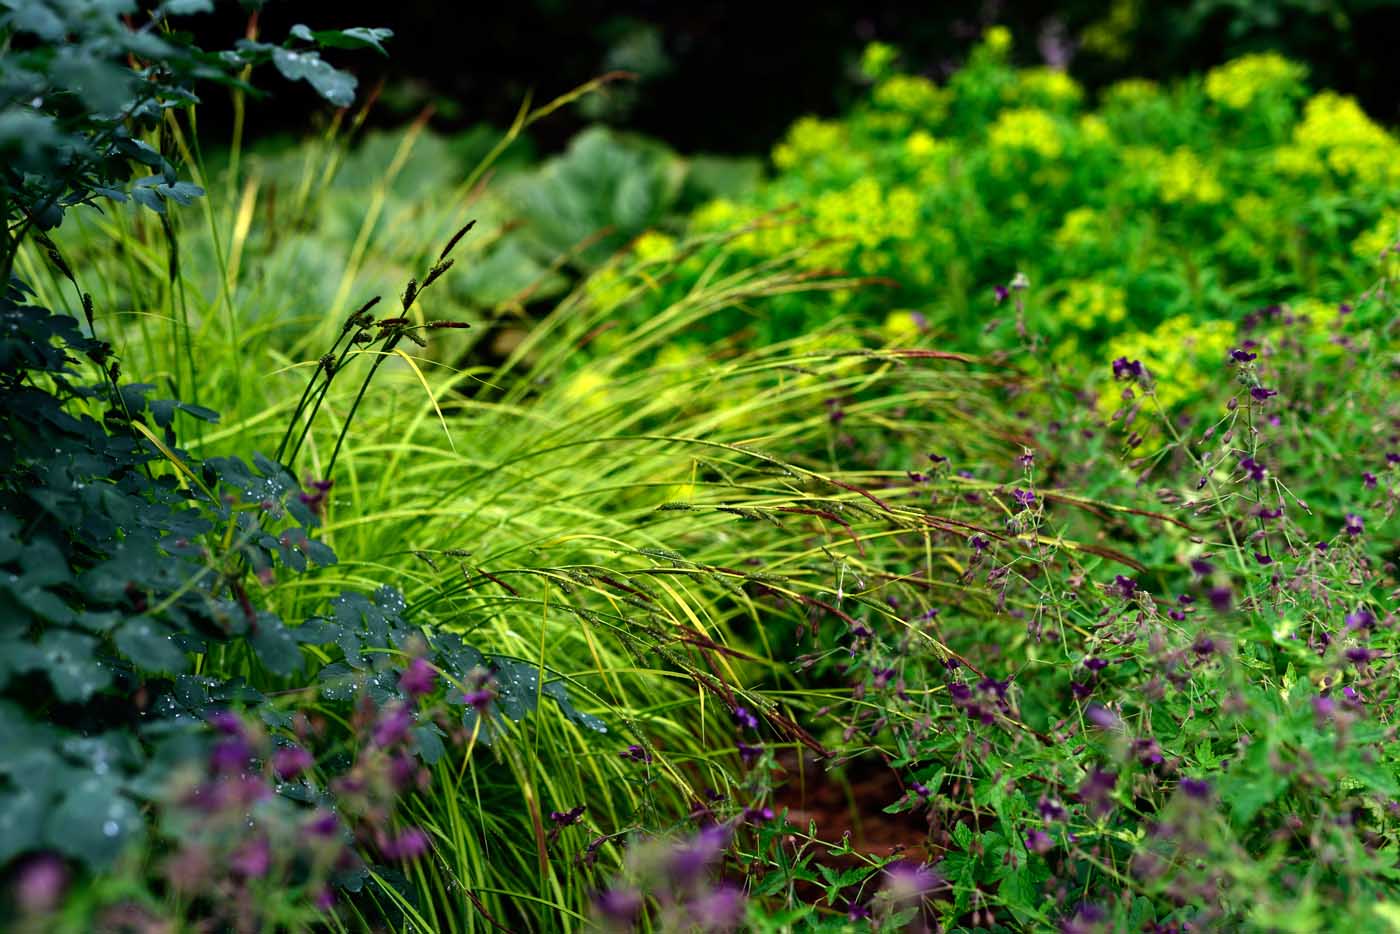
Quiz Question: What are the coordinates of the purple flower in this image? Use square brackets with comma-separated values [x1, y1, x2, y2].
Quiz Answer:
[1190, 558, 1214, 577]
[688, 884, 746, 928]
[1240, 457, 1267, 482]
[737, 740, 762, 766]
[13, 854, 67, 914]
[1083, 657, 1109, 672]
[1038, 797, 1067, 821]
[207, 711, 245, 737]
[461, 687, 494, 710]
[306, 810, 341, 838]
[372, 704, 414, 747]
[1207, 586, 1232, 612]
[594, 887, 643, 923]
[384, 827, 430, 861]
[1078, 769, 1118, 817]
[209, 738, 252, 774]
[733, 706, 759, 731]
[1312, 695, 1336, 721]
[1086, 705, 1118, 729]
[1134, 737, 1164, 765]
[1250, 387, 1278, 401]
[1192, 637, 1216, 657]
[1253, 552, 1273, 566]
[314, 887, 336, 911]
[970, 535, 990, 552]
[1345, 646, 1374, 665]
[882, 860, 940, 903]
[1363, 471, 1378, 489]
[620, 744, 653, 764]
[1345, 607, 1376, 630]
[1229, 348, 1257, 363]
[667, 825, 732, 887]
[1345, 513, 1364, 536]
[848, 901, 873, 920]
[273, 745, 314, 780]
[994, 284, 1011, 304]
[1113, 575, 1137, 599]
[1012, 488, 1037, 508]
[1025, 829, 1054, 854]
[550, 805, 587, 828]
[1179, 778, 1211, 800]
[230, 836, 271, 879]
[399, 657, 437, 699]
[1111, 357, 1143, 381]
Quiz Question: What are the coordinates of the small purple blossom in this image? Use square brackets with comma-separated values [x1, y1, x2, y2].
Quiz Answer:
[1025, 829, 1054, 854]
[620, 744, 653, 764]
[1345, 607, 1376, 630]
[273, 745, 314, 780]
[733, 706, 759, 731]
[1240, 457, 1267, 482]
[230, 836, 271, 879]
[399, 657, 437, 698]
[1078, 769, 1118, 817]
[1086, 704, 1118, 729]
[1344, 512, 1364, 536]
[1179, 778, 1211, 800]
[688, 884, 746, 928]
[13, 854, 67, 914]
[372, 704, 414, 748]
[384, 827, 430, 861]
[1112, 357, 1143, 381]
[209, 738, 252, 774]
[1250, 387, 1278, 402]
[1229, 348, 1257, 363]
[881, 860, 940, 903]
[594, 887, 643, 923]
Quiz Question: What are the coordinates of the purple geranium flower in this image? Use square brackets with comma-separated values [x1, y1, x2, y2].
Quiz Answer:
[399, 657, 437, 698]
[273, 745, 314, 780]
[1112, 357, 1143, 381]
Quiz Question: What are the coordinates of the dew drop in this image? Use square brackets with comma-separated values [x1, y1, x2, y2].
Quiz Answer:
[102, 820, 120, 837]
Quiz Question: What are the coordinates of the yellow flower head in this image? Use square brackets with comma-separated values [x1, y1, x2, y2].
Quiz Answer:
[1354, 213, 1400, 263]
[632, 230, 677, 264]
[772, 116, 845, 171]
[983, 25, 1013, 57]
[1057, 280, 1127, 330]
[1204, 53, 1306, 110]
[1013, 67, 1084, 108]
[860, 41, 898, 81]
[988, 107, 1064, 159]
[873, 75, 949, 122]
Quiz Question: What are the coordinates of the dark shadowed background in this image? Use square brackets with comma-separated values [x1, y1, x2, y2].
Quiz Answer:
[192, 0, 1400, 153]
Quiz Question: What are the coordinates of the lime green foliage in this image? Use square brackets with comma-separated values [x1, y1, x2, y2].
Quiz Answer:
[660, 32, 1399, 415]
